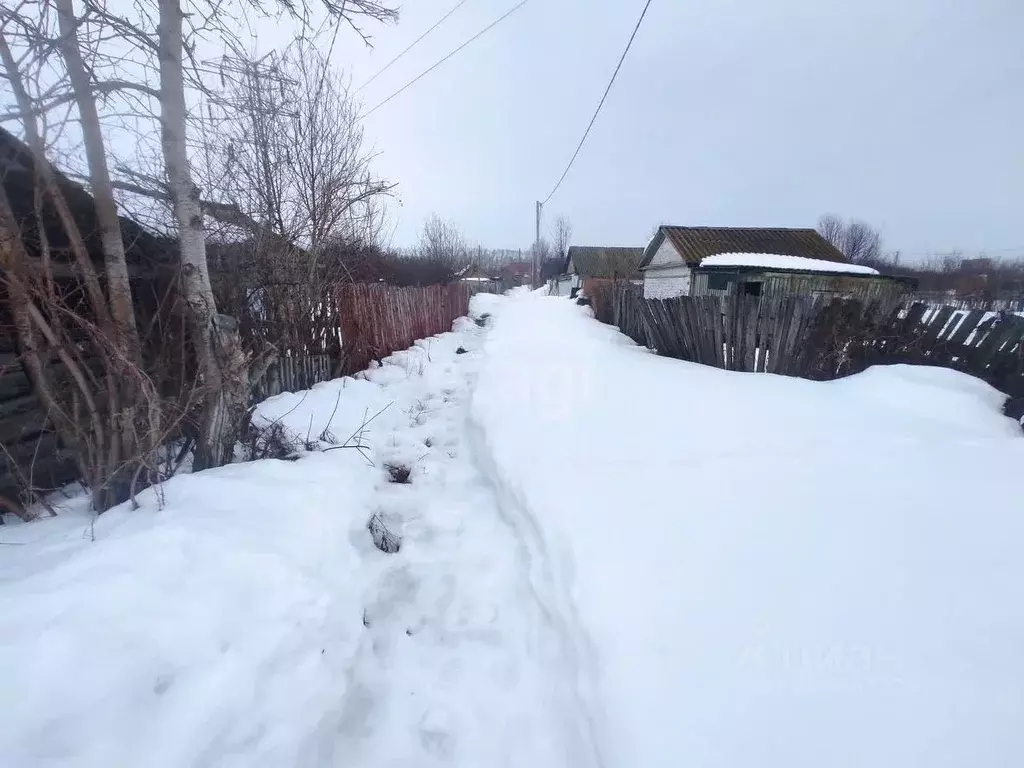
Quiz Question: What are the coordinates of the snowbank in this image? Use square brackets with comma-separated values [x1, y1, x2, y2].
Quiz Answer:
[701, 252, 881, 275]
[0, 454, 378, 767]
[471, 292, 1024, 768]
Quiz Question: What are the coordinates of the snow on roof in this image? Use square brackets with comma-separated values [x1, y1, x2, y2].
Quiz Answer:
[700, 252, 880, 275]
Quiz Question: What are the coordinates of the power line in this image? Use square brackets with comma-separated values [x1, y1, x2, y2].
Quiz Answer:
[541, 0, 653, 205]
[356, 0, 471, 93]
[362, 0, 532, 119]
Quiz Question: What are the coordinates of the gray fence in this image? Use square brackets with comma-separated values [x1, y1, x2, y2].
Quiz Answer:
[609, 286, 1024, 421]
[250, 354, 334, 403]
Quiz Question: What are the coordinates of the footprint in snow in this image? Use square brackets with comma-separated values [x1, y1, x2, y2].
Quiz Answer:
[419, 709, 455, 759]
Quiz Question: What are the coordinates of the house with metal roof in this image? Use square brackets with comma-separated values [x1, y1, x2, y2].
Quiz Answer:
[550, 246, 645, 297]
[639, 225, 912, 301]
[566, 246, 645, 280]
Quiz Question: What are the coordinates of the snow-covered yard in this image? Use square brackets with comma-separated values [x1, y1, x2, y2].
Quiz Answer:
[2, 290, 1022, 767]
[472, 292, 1024, 768]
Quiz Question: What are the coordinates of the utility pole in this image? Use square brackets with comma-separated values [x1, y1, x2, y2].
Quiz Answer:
[534, 200, 542, 288]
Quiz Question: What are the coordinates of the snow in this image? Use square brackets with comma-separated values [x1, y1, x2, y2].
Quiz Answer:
[1, 459, 377, 767]
[701, 252, 881, 275]
[0, 311, 587, 767]
[470, 291, 1024, 768]
[3, 289, 1023, 768]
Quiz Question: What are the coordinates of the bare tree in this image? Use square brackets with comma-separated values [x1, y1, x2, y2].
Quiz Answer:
[816, 213, 843, 250]
[817, 214, 883, 266]
[844, 220, 882, 265]
[162, 0, 397, 468]
[288, 44, 393, 258]
[418, 214, 466, 269]
[551, 215, 572, 262]
[205, 39, 394, 261]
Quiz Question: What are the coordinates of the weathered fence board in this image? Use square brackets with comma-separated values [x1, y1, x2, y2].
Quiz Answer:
[744, 297, 760, 372]
[920, 306, 956, 348]
[944, 309, 985, 349]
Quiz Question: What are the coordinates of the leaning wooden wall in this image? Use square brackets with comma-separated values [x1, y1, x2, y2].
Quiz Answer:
[689, 270, 911, 304]
[0, 329, 80, 500]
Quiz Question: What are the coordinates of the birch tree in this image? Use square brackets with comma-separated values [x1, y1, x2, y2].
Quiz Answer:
[55, 0, 141, 359]
[156, 0, 238, 469]
[153, 0, 397, 467]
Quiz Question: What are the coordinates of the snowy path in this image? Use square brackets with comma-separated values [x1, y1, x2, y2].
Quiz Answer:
[314, 311, 603, 766]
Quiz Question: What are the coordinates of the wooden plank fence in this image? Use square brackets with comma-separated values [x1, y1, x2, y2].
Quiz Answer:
[2, 279, 486, 503]
[250, 281, 494, 399]
[338, 282, 488, 375]
[249, 354, 333, 403]
[911, 292, 1024, 313]
[609, 285, 1024, 418]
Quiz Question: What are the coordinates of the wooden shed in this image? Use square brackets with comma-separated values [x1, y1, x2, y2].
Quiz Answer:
[690, 254, 915, 303]
[0, 127, 178, 504]
[640, 225, 855, 300]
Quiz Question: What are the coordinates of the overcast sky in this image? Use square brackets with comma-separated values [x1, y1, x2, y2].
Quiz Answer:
[339, 0, 1021, 259]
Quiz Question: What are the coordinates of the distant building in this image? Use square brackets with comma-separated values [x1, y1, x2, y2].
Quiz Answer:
[456, 264, 500, 287]
[566, 246, 645, 280]
[499, 262, 533, 287]
[550, 246, 645, 297]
